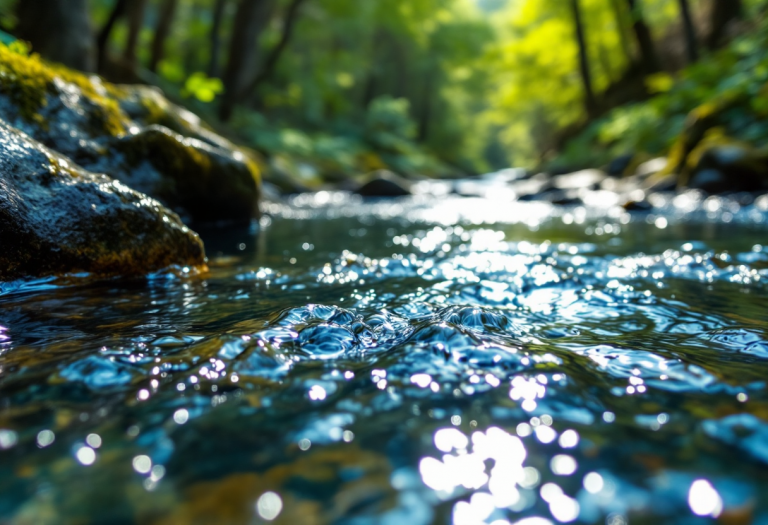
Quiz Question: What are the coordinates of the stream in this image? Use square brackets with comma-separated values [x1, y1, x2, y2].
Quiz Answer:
[1, 187, 768, 524]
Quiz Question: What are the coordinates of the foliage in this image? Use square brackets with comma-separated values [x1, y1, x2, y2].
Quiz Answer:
[1, 0, 765, 177]
[181, 72, 223, 103]
[558, 9, 768, 168]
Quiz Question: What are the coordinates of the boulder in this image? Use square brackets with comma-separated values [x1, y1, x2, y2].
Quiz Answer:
[643, 173, 678, 193]
[518, 188, 582, 206]
[0, 45, 259, 224]
[635, 157, 668, 177]
[0, 119, 205, 281]
[622, 199, 653, 212]
[605, 154, 634, 177]
[688, 169, 730, 194]
[687, 143, 768, 193]
[356, 170, 412, 197]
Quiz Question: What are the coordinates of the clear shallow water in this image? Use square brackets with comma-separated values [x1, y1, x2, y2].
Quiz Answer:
[1, 191, 768, 525]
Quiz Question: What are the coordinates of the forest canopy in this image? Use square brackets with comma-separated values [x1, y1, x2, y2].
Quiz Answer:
[0, 0, 761, 180]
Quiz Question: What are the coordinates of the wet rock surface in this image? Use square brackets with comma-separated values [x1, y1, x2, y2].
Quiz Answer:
[0, 119, 205, 281]
[356, 170, 412, 197]
[688, 144, 768, 194]
[0, 47, 259, 224]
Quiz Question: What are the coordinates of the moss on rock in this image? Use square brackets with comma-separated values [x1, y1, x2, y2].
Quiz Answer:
[0, 119, 205, 281]
[114, 125, 258, 222]
[0, 44, 260, 224]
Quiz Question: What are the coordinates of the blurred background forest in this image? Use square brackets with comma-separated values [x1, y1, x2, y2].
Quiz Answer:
[0, 0, 765, 188]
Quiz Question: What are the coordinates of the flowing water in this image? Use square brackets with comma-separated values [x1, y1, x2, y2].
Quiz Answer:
[1, 188, 768, 525]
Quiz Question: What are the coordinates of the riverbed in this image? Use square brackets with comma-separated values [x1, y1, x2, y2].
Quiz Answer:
[1, 189, 768, 524]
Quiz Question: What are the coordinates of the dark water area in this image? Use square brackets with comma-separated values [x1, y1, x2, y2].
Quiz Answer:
[1, 190, 768, 525]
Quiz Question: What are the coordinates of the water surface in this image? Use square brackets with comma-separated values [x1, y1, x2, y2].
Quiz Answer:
[1, 190, 768, 525]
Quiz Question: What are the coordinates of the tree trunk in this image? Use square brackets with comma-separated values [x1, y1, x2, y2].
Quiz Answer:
[219, 0, 277, 121]
[149, 0, 179, 72]
[15, 0, 96, 72]
[707, 0, 743, 49]
[625, 0, 660, 73]
[243, 0, 307, 99]
[417, 62, 435, 142]
[124, 0, 148, 67]
[96, 0, 130, 73]
[569, 0, 597, 116]
[208, 0, 228, 78]
[677, 0, 698, 63]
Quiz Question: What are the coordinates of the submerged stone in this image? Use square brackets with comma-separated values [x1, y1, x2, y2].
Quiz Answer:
[0, 45, 260, 224]
[0, 119, 205, 281]
[356, 170, 412, 197]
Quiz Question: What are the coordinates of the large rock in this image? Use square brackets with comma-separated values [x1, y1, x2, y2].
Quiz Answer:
[0, 45, 259, 224]
[0, 119, 205, 281]
[356, 170, 412, 197]
[687, 143, 768, 193]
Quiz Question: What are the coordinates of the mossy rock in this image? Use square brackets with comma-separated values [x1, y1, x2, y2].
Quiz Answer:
[113, 125, 258, 222]
[0, 45, 259, 224]
[684, 133, 768, 193]
[0, 119, 205, 281]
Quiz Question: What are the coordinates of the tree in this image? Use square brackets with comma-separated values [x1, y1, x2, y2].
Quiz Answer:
[708, 0, 743, 49]
[677, 0, 698, 63]
[208, 0, 229, 78]
[96, 0, 130, 73]
[624, 0, 660, 73]
[243, 0, 308, 100]
[569, 0, 597, 116]
[219, 0, 277, 121]
[15, 0, 96, 72]
[149, 0, 180, 73]
[124, 0, 149, 68]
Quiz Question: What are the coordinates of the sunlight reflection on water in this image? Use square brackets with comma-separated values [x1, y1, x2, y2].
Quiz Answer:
[0, 191, 767, 523]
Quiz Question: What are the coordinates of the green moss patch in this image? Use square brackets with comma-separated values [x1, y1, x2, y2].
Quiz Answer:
[0, 44, 128, 136]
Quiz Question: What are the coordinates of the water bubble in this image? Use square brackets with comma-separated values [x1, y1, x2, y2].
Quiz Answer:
[519, 466, 540, 489]
[583, 472, 604, 494]
[173, 409, 189, 425]
[132, 455, 152, 474]
[0, 430, 18, 450]
[540, 482, 563, 503]
[76, 447, 96, 466]
[558, 430, 579, 448]
[308, 385, 327, 401]
[550, 455, 577, 476]
[256, 491, 283, 521]
[86, 434, 102, 448]
[37, 430, 55, 448]
[688, 479, 723, 517]
[535, 426, 557, 444]
[549, 493, 579, 522]
[150, 465, 166, 481]
[411, 373, 432, 388]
